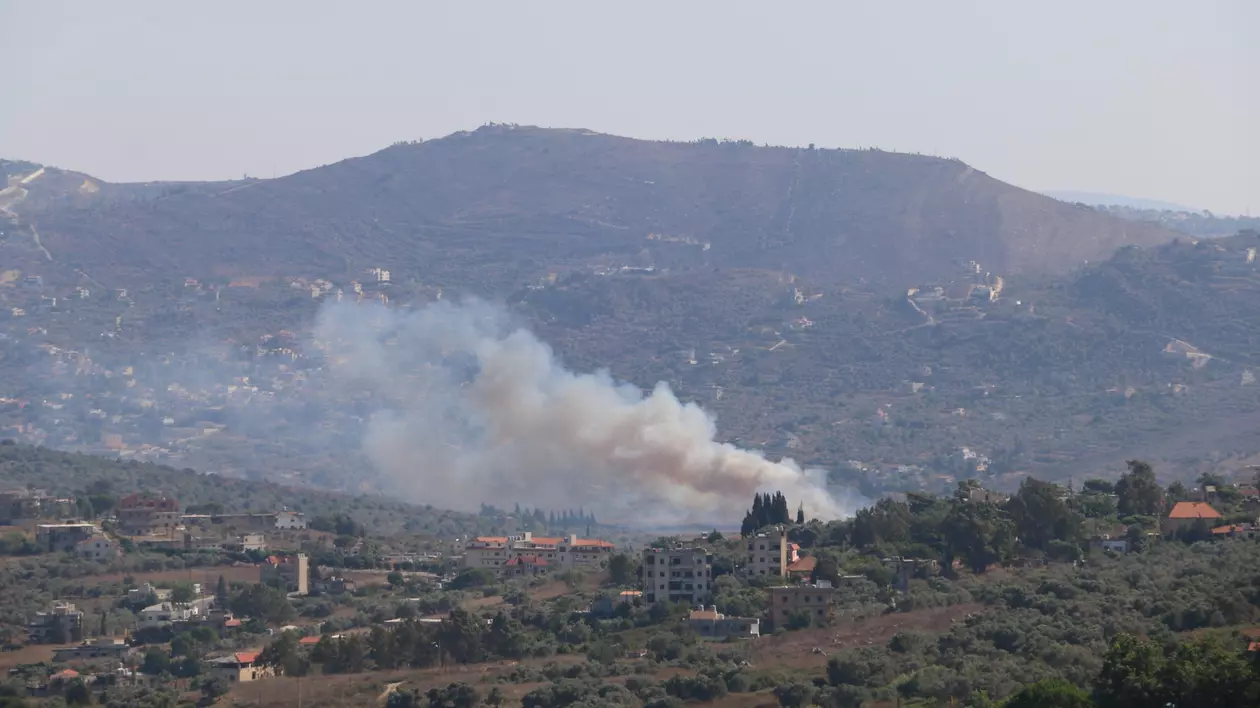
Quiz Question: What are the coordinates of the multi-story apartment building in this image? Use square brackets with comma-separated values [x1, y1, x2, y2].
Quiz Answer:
[0, 489, 76, 524]
[36, 523, 100, 553]
[29, 602, 84, 644]
[745, 527, 799, 578]
[462, 536, 511, 569]
[641, 547, 713, 606]
[117, 493, 181, 537]
[767, 581, 836, 630]
[462, 532, 614, 573]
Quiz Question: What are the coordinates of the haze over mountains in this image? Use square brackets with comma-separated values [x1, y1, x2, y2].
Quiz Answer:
[5, 125, 1259, 513]
[3, 126, 1175, 291]
[1042, 191, 1199, 213]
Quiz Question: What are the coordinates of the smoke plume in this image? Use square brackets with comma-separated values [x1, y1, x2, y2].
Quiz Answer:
[314, 299, 857, 525]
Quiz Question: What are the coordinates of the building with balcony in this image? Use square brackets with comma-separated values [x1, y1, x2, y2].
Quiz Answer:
[745, 527, 799, 578]
[641, 546, 712, 606]
[462, 532, 614, 573]
[116, 493, 181, 537]
[36, 523, 99, 553]
[29, 602, 84, 644]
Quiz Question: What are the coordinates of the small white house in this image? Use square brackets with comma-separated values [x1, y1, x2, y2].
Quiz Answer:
[76, 535, 120, 561]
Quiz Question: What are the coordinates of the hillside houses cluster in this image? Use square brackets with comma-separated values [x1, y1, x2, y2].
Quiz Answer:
[458, 532, 616, 577]
[636, 541, 850, 640]
[3, 488, 311, 564]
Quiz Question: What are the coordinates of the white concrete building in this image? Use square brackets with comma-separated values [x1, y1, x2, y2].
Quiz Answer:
[462, 532, 615, 573]
[745, 527, 798, 578]
[76, 535, 120, 561]
[642, 546, 712, 606]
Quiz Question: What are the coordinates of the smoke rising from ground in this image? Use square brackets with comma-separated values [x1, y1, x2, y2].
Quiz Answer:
[313, 299, 859, 525]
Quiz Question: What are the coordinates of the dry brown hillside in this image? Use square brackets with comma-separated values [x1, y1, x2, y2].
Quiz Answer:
[8, 125, 1175, 290]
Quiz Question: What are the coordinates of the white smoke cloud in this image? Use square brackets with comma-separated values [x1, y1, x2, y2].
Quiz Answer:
[313, 299, 860, 525]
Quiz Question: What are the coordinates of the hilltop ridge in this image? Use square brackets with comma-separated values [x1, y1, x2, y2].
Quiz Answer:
[3, 126, 1176, 290]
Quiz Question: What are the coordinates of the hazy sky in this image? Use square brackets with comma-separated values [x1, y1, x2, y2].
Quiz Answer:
[3, 1, 1256, 214]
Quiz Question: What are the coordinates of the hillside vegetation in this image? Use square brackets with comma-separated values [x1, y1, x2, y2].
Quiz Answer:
[1, 128, 1254, 500]
[0, 443, 488, 537]
[6, 126, 1174, 290]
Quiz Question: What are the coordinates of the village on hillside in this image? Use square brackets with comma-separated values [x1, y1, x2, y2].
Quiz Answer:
[0, 465, 1258, 705]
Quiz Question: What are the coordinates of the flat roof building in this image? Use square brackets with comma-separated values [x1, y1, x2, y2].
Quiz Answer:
[642, 546, 712, 606]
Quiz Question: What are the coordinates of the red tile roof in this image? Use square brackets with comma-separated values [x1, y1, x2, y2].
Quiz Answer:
[571, 539, 616, 548]
[235, 651, 261, 664]
[1167, 501, 1222, 520]
[786, 556, 817, 573]
[223, 619, 242, 628]
[299, 636, 322, 645]
[1212, 524, 1248, 535]
[506, 555, 548, 566]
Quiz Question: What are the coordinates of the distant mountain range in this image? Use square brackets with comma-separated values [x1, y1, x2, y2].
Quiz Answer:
[1043, 190, 1198, 213]
[12, 126, 1260, 501]
[2, 126, 1177, 292]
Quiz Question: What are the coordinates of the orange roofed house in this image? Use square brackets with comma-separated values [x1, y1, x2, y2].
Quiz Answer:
[1162, 501, 1222, 536]
[208, 651, 272, 683]
[462, 532, 614, 574]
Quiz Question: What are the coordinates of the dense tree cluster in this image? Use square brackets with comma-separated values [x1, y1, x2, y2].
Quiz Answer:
[740, 492, 794, 536]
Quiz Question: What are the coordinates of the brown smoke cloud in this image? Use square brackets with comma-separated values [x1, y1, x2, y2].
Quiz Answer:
[313, 299, 861, 525]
